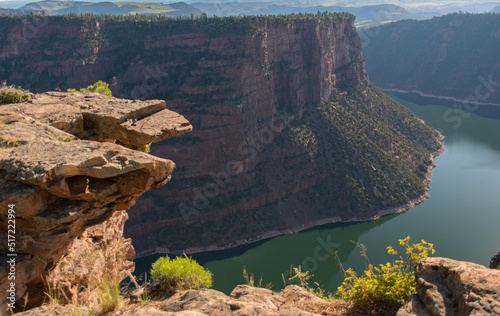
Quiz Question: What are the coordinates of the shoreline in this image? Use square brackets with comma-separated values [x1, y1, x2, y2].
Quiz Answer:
[381, 88, 500, 107]
[135, 141, 446, 258]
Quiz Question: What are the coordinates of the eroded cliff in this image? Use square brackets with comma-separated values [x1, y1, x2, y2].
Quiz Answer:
[0, 92, 191, 313]
[0, 14, 442, 256]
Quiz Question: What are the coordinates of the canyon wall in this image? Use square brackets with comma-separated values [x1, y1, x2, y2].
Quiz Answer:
[363, 13, 500, 106]
[0, 14, 442, 257]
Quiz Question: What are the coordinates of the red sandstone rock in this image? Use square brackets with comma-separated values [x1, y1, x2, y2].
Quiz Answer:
[0, 92, 191, 313]
[397, 257, 500, 316]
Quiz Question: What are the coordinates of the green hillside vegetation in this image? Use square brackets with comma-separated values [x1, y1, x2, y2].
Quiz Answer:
[363, 13, 500, 105]
[21, 0, 78, 11]
[311, 83, 441, 210]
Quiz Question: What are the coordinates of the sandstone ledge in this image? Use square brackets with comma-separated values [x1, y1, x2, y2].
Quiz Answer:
[0, 92, 192, 313]
[397, 257, 500, 316]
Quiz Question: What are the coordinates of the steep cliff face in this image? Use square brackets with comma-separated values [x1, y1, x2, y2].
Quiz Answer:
[0, 15, 442, 256]
[363, 13, 500, 106]
[0, 92, 191, 312]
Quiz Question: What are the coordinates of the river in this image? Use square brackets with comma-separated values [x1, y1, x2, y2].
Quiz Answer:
[135, 92, 500, 295]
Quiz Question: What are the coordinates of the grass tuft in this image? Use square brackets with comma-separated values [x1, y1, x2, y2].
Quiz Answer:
[0, 83, 31, 104]
[94, 276, 123, 314]
[0, 135, 24, 148]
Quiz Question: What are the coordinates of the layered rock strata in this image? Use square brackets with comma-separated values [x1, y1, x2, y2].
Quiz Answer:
[0, 92, 191, 312]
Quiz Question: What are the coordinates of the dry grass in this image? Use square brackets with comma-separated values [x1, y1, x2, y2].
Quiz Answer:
[0, 83, 31, 104]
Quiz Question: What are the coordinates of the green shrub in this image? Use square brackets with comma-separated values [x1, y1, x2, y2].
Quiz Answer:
[68, 80, 112, 97]
[120, 142, 151, 153]
[0, 85, 31, 104]
[336, 237, 434, 308]
[150, 256, 213, 292]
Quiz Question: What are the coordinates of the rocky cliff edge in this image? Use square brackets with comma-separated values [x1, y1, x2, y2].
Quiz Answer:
[15, 257, 500, 315]
[0, 92, 192, 313]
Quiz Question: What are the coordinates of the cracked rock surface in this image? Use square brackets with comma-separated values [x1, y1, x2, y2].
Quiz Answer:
[0, 92, 191, 313]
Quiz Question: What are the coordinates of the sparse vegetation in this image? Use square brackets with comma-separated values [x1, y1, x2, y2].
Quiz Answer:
[43, 276, 67, 308]
[286, 266, 334, 301]
[139, 143, 151, 153]
[336, 237, 434, 313]
[120, 142, 152, 153]
[0, 83, 31, 104]
[42, 273, 124, 315]
[243, 266, 272, 289]
[68, 80, 112, 97]
[290, 123, 319, 157]
[94, 276, 123, 314]
[150, 256, 213, 296]
[0, 136, 23, 148]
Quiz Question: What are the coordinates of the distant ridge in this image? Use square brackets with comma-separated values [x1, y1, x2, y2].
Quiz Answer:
[17, 0, 202, 16]
[3, 1, 421, 27]
[363, 13, 500, 106]
[190, 2, 417, 26]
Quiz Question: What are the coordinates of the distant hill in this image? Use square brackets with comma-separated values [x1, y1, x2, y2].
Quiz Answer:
[18, 1, 202, 16]
[363, 13, 500, 105]
[190, 2, 419, 27]
[4, 1, 425, 27]
[0, 7, 43, 14]
[492, 5, 500, 12]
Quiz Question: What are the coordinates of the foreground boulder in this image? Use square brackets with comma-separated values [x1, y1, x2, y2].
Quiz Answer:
[0, 92, 191, 313]
[397, 257, 500, 316]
